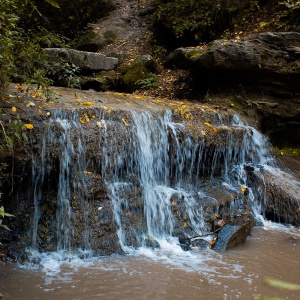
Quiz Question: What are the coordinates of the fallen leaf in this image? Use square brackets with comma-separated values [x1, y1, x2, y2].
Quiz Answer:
[82, 101, 93, 106]
[26, 102, 35, 107]
[107, 109, 112, 114]
[11, 106, 17, 112]
[46, 112, 51, 116]
[264, 278, 300, 291]
[296, 207, 300, 213]
[83, 171, 93, 175]
[84, 112, 90, 121]
[201, 130, 206, 136]
[204, 122, 212, 127]
[79, 117, 85, 124]
[241, 187, 247, 193]
[179, 108, 185, 115]
[24, 124, 34, 130]
[122, 118, 129, 126]
[96, 121, 102, 127]
[209, 239, 216, 249]
[183, 222, 187, 228]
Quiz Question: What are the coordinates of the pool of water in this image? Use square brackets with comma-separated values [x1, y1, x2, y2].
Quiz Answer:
[1, 226, 299, 300]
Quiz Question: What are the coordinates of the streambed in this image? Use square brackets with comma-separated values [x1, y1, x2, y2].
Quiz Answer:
[1, 226, 299, 300]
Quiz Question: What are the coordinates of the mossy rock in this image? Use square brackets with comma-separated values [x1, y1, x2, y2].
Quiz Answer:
[120, 55, 158, 91]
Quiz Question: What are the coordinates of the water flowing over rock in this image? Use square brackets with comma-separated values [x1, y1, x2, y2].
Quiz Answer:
[1, 87, 300, 260]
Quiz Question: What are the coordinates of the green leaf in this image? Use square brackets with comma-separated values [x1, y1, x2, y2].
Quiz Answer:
[45, 0, 60, 9]
[0, 224, 11, 231]
[4, 213, 14, 217]
[264, 278, 300, 291]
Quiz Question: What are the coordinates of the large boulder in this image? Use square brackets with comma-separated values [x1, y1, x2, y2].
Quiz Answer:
[168, 32, 300, 95]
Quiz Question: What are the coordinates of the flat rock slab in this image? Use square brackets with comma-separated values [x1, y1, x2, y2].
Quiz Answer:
[44, 48, 119, 72]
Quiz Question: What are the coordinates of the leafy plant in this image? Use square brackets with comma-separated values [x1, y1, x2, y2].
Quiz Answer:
[0, 114, 28, 194]
[0, 205, 14, 232]
[137, 73, 159, 90]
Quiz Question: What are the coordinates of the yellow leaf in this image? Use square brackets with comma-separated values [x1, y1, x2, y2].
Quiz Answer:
[209, 239, 216, 249]
[259, 22, 268, 28]
[215, 214, 221, 218]
[107, 109, 112, 114]
[183, 222, 187, 228]
[210, 127, 218, 133]
[241, 187, 247, 193]
[280, 151, 284, 156]
[204, 122, 212, 127]
[96, 121, 102, 127]
[45, 0, 60, 8]
[26, 102, 35, 107]
[122, 118, 129, 126]
[46, 112, 51, 116]
[82, 101, 93, 106]
[84, 112, 90, 122]
[79, 117, 85, 124]
[179, 108, 185, 115]
[24, 124, 34, 130]
[11, 106, 17, 112]
[201, 130, 206, 136]
[83, 171, 93, 175]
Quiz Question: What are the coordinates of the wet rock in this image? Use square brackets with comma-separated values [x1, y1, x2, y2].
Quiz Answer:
[191, 238, 210, 249]
[43, 48, 119, 73]
[263, 168, 300, 226]
[214, 214, 255, 250]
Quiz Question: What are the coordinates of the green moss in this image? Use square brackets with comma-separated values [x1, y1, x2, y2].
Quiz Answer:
[103, 30, 117, 43]
[273, 147, 300, 159]
[185, 49, 203, 59]
[123, 64, 148, 90]
[120, 56, 158, 91]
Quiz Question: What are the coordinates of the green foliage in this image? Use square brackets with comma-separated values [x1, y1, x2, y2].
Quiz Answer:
[17, 0, 114, 39]
[0, 205, 14, 232]
[137, 73, 159, 90]
[0, 1, 85, 95]
[153, 0, 245, 46]
[153, 0, 300, 47]
[44, 60, 81, 89]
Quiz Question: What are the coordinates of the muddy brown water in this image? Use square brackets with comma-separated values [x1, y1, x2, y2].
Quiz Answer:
[1, 227, 300, 300]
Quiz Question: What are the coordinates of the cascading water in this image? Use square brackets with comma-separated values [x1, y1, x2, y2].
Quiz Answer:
[30, 106, 297, 256]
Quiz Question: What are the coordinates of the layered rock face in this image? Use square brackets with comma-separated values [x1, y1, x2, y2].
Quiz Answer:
[1, 87, 300, 262]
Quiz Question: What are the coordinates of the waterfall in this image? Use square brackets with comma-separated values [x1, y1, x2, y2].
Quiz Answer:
[30, 107, 294, 254]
